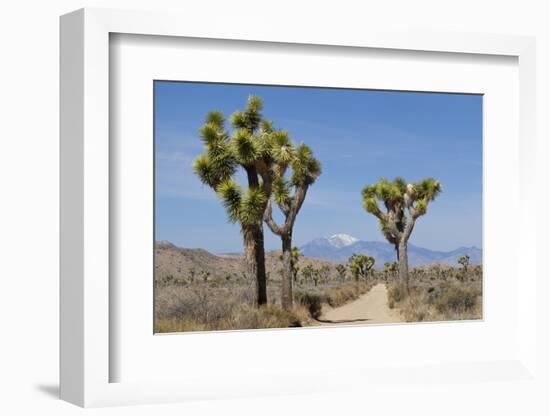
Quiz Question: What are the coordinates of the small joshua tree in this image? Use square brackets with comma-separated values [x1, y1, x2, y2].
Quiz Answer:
[383, 262, 398, 281]
[290, 247, 301, 284]
[264, 142, 321, 310]
[335, 264, 347, 282]
[348, 254, 375, 281]
[200, 270, 210, 283]
[457, 254, 470, 282]
[318, 265, 331, 284]
[279, 246, 302, 284]
[301, 264, 315, 284]
[311, 268, 321, 287]
[362, 177, 441, 293]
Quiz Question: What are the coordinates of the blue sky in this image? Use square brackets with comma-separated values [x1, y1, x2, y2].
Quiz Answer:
[155, 81, 482, 253]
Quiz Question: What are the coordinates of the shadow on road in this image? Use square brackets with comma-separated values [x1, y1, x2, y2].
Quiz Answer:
[315, 318, 372, 324]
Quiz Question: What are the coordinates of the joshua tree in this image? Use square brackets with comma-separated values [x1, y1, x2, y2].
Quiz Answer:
[301, 264, 317, 286]
[319, 265, 331, 284]
[348, 254, 375, 281]
[335, 264, 347, 282]
[193, 96, 291, 306]
[457, 254, 470, 282]
[290, 247, 301, 284]
[362, 177, 441, 292]
[383, 262, 398, 281]
[200, 270, 210, 283]
[263, 142, 321, 310]
[311, 269, 321, 287]
[279, 246, 302, 284]
[458, 254, 470, 273]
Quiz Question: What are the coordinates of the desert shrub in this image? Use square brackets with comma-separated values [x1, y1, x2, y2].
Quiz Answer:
[295, 291, 325, 319]
[227, 304, 307, 330]
[324, 282, 372, 307]
[400, 290, 433, 322]
[387, 273, 481, 322]
[325, 285, 357, 307]
[434, 285, 478, 314]
[387, 283, 407, 308]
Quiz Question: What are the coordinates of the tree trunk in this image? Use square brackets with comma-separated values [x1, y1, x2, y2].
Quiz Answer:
[243, 225, 267, 307]
[397, 239, 410, 293]
[280, 233, 293, 310]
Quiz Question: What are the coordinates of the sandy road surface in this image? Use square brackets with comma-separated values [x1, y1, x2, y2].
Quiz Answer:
[318, 283, 403, 325]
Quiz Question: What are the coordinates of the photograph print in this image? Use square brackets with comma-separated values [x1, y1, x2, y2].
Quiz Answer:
[154, 81, 483, 333]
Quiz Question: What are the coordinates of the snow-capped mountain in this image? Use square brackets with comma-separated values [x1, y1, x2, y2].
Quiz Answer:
[327, 234, 359, 248]
[300, 235, 482, 267]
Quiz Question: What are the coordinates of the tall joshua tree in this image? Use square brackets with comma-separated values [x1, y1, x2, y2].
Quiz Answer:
[264, 143, 321, 310]
[362, 177, 441, 292]
[193, 96, 286, 306]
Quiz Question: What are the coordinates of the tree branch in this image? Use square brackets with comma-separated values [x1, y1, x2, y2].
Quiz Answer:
[263, 199, 286, 236]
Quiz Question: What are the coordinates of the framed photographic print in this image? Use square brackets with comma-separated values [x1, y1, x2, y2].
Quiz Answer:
[60, 7, 539, 408]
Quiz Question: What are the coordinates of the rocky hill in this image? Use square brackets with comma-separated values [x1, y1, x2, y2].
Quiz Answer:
[154, 241, 339, 281]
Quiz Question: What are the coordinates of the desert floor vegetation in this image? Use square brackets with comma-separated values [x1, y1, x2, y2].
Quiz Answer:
[386, 263, 482, 322]
[155, 267, 378, 332]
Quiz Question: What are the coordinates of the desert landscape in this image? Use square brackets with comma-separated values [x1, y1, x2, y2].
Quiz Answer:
[154, 236, 482, 332]
[154, 84, 483, 333]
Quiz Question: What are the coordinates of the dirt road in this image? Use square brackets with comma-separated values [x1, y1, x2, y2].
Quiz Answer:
[318, 283, 403, 326]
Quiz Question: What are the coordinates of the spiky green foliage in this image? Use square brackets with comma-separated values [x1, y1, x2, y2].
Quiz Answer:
[271, 176, 289, 205]
[231, 129, 259, 166]
[205, 111, 225, 128]
[194, 95, 291, 228]
[230, 95, 263, 132]
[290, 144, 322, 186]
[270, 131, 295, 166]
[362, 177, 442, 244]
[264, 142, 321, 235]
[348, 254, 375, 281]
[216, 180, 242, 223]
[240, 188, 267, 225]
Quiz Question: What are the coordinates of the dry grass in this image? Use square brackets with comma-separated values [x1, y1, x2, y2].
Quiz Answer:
[386, 264, 482, 322]
[155, 277, 375, 332]
[155, 261, 482, 331]
[156, 304, 310, 333]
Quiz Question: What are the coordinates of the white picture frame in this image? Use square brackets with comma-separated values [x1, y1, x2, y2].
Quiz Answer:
[60, 7, 538, 408]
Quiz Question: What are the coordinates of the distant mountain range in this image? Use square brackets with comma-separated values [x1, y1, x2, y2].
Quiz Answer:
[300, 234, 482, 267]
